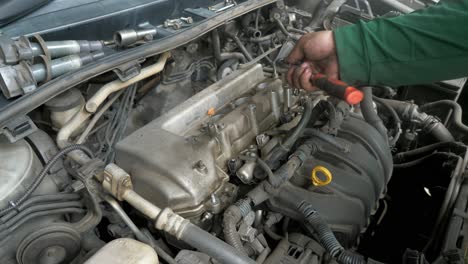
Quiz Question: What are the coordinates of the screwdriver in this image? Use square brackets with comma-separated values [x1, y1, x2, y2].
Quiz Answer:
[309, 72, 363, 105]
[278, 60, 364, 105]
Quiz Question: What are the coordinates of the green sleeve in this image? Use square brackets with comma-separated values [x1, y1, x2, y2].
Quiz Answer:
[334, 0, 468, 86]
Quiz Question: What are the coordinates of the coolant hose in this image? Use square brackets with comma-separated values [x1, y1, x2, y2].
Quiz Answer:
[212, 29, 246, 63]
[379, 98, 455, 142]
[360, 87, 388, 142]
[282, 99, 313, 150]
[420, 100, 468, 137]
[393, 141, 466, 163]
[297, 201, 366, 264]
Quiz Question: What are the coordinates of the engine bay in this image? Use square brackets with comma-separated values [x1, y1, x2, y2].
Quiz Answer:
[0, 0, 466, 264]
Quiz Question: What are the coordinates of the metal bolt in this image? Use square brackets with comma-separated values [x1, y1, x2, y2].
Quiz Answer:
[201, 212, 213, 222]
[194, 160, 207, 172]
[211, 194, 220, 205]
[143, 34, 153, 41]
[180, 17, 193, 24]
[164, 19, 182, 30]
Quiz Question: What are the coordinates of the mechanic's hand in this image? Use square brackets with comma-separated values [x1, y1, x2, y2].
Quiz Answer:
[287, 31, 339, 91]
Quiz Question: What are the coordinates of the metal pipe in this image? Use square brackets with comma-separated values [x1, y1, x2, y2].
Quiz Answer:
[31, 52, 104, 83]
[85, 52, 170, 113]
[103, 195, 149, 242]
[30, 40, 104, 58]
[121, 188, 255, 264]
[56, 52, 170, 164]
[114, 28, 157, 47]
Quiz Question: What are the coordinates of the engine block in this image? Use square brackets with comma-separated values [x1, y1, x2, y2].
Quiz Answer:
[116, 64, 286, 217]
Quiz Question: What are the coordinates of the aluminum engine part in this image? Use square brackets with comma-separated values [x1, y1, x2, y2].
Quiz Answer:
[115, 64, 286, 217]
[0, 137, 48, 208]
[268, 115, 393, 246]
[0, 133, 72, 263]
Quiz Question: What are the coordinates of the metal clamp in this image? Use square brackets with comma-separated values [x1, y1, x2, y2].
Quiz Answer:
[102, 163, 133, 201]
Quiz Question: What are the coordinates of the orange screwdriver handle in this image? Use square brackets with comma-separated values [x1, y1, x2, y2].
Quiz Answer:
[310, 73, 363, 105]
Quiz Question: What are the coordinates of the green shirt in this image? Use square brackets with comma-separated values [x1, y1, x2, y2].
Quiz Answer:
[334, 0, 468, 86]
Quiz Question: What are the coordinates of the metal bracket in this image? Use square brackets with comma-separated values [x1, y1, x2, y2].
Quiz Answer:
[1, 115, 38, 143]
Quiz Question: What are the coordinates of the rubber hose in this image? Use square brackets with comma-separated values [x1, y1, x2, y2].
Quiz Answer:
[378, 98, 454, 142]
[283, 99, 313, 149]
[212, 29, 246, 63]
[428, 121, 456, 142]
[394, 152, 459, 169]
[0, 208, 85, 240]
[394, 141, 466, 162]
[373, 96, 402, 145]
[181, 222, 256, 264]
[256, 158, 276, 186]
[0, 193, 80, 221]
[297, 201, 366, 264]
[226, 32, 254, 61]
[420, 100, 468, 136]
[360, 87, 388, 142]
[0, 144, 93, 217]
[0, 201, 83, 232]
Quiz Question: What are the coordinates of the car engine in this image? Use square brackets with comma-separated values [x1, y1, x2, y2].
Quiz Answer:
[0, 0, 466, 264]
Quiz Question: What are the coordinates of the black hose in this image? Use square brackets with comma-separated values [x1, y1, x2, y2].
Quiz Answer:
[212, 29, 247, 63]
[360, 87, 388, 142]
[428, 122, 455, 142]
[394, 141, 466, 162]
[0, 193, 80, 221]
[256, 158, 276, 186]
[0, 0, 276, 128]
[394, 152, 459, 169]
[0, 208, 85, 241]
[378, 98, 455, 142]
[297, 201, 366, 264]
[0, 201, 83, 232]
[373, 96, 402, 146]
[419, 100, 468, 136]
[0, 144, 93, 217]
[262, 99, 318, 171]
[283, 99, 313, 150]
[181, 222, 256, 264]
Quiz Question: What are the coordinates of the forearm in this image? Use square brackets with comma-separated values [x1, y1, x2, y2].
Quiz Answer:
[334, 0, 468, 86]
